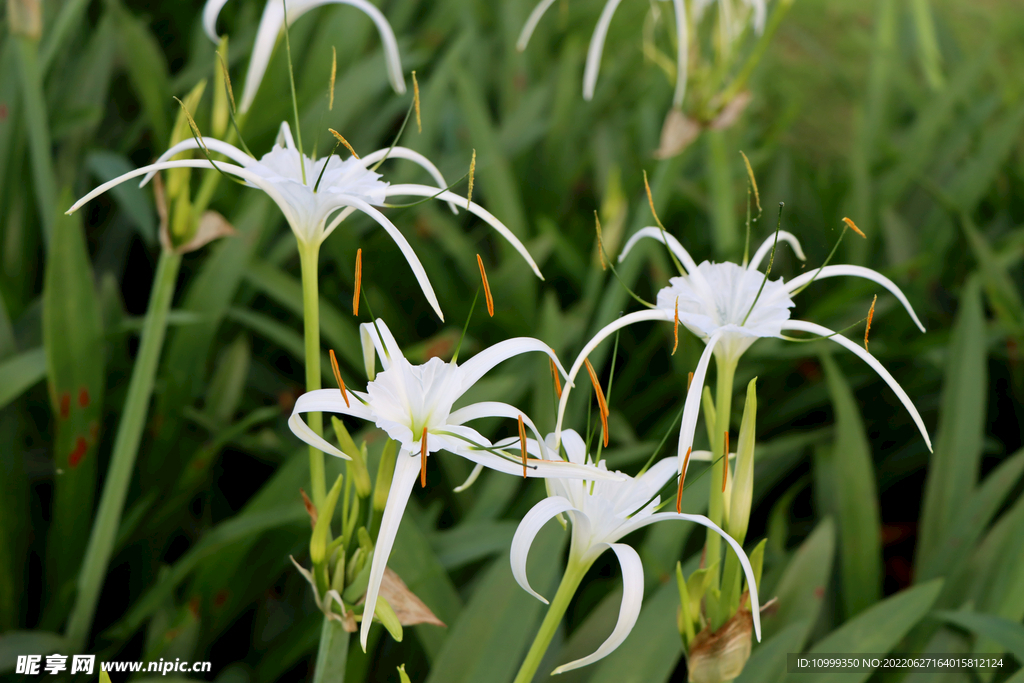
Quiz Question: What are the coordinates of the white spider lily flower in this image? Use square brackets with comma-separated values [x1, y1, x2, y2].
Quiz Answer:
[517, 0, 766, 108]
[553, 227, 931, 464]
[203, 0, 405, 113]
[510, 430, 761, 674]
[66, 123, 542, 322]
[288, 319, 623, 651]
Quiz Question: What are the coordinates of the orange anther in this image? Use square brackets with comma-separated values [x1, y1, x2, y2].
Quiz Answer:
[412, 71, 422, 134]
[477, 254, 494, 317]
[687, 371, 694, 391]
[724, 431, 730, 459]
[518, 414, 528, 478]
[329, 128, 359, 159]
[842, 217, 866, 239]
[329, 349, 350, 407]
[584, 358, 609, 447]
[865, 294, 877, 352]
[420, 427, 428, 488]
[677, 447, 692, 513]
[595, 211, 606, 271]
[672, 297, 680, 356]
[353, 248, 362, 316]
[549, 355, 562, 399]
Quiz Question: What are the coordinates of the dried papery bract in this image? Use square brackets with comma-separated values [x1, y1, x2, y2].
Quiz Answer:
[687, 608, 753, 683]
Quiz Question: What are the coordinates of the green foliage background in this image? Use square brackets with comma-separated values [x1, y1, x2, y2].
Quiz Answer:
[1, 0, 1023, 681]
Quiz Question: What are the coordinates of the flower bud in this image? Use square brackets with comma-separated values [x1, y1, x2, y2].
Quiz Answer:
[727, 378, 757, 544]
[310, 474, 343, 566]
[374, 440, 397, 511]
[7, 0, 41, 38]
[332, 417, 371, 498]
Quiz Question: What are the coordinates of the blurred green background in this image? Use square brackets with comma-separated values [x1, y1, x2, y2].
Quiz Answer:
[1, 0, 1023, 680]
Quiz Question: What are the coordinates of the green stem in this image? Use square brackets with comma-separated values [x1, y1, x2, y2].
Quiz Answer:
[512, 559, 589, 683]
[299, 243, 326, 508]
[313, 617, 350, 683]
[706, 130, 738, 258]
[706, 355, 736, 591]
[65, 249, 182, 649]
[13, 35, 57, 249]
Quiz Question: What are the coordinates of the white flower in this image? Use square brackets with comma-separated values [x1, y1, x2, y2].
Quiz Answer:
[66, 122, 542, 321]
[510, 429, 761, 673]
[203, 0, 405, 113]
[517, 0, 767, 109]
[288, 319, 623, 651]
[554, 227, 931, 465]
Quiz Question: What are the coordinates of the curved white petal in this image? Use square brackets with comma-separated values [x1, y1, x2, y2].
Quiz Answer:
[748, 0, 766, 34]
[359, 147, 457, 213]
[511, 496, 581, 603]
[552, 542, 644, 673]
[554, 310, 674, 447]
[583, 0, 626, 101]
[66, 160, 296, 227]
[384, 184, 543, 280]
[453, 463, 484, 492]
[203, 0, 232, 41]
[360, 453, 420, 650]
[782, 320, 932, 451]
[612, 511, 762, 641]
[784, 265, 926, 332]
[687, 449, 735, 461]
[288, 389, 374, 458]
[675, 331, 722, 468]
[322, 206, 358, 240]
[670, 0, 688, 108]
[634, 455, 681, 494]
[335, 195, 444, 321]
[447, 400, 549, 458]
[450, 439, 622, 481]
[277, 121, 297, 151]
[139, 137, 256, 186]
[748, 230, 807, 271]
[458, 338, 566, 389]
[617, 226, 700, 275]
[516, 0, 558, 50]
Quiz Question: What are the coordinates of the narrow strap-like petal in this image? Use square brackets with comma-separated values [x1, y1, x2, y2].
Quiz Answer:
[335, 194, 444, 321]
[358, 318, 402, 377]
[448, 400, 550, 459]
[360, 454, 420, 650]
[139, 137, 256, 187]
[458, 338, 566, 389]
[783, 265, 926, 332]
[554, 309, 674, 447]
[384, 184, 543, 280]
[782, 319, 932, 450]
[288, 389, 374, 458]
[612, 511, 762, 641]
[511, 497, 582, 603]
[633, 456, 680, 494]
[277, 121, 297, 151]
[617, 226, 700, 275]
[516, 0, 558, 50]
[583, 0, 626, 100]
[322, 206, 358, 240]
[203, 0, 232, 41]
[453, 463, 484, 492]
[675, 331, 722, 469]
[670, 0, 688, 108]
[747, 0, 767, 34]
[359, 147, 457, 213]
[747, 230, 807, 271]
[452, 441, 622, 481]
[552, 542, 644, 673]
[66, 160, 296, 227]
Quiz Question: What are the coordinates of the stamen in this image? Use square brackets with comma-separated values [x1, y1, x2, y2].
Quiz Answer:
[329, 128, 359, 159]
[842, 217, 866, 239]
[584, 358, 610, 447]
[595, 211, 606, 271]
[549, 355, 563, 398]
[477, 254, 494, 317]
[864, 294, 877, 352]
[280, 0, 305, 183]
[518, 414, 528, 478]
[676, 446, 692, 514]
[687, 371, 694, 391]
[329, 349, 350, 407]
[741, 202, 784, 327]
[219, 55, 237, 114]
[466, 149, 476, 210]
[352, 249, 362, 316]
[739, 151, 761, 214]
[672, 297, 680, 355]
[412, 71, 422, 134]
[643, 170, 685, 276]
[173, 96, 247, 186]
[329, 46, 337, 111]
[724, 431, 730, 459]
[420, 427, 428, 488]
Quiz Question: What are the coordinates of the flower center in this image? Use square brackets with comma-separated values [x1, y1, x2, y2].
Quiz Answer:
[365, 357, 464, 451]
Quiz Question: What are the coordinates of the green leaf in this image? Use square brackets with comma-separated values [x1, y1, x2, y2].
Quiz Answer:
[0, 346, 45, 411]
[918, 278, 987, 566]
[933, 611, 1024, 663]
[423, 523, 566, 683]
[85, 151, 157, 245]
[788, 580, 944, 683]
[761, 518, 835, 646]
[735, 620, 811, 683]
[203, 334, 251, 424]
[42, 192, 105, 606]
[111, 3, 170, 142]
[428, 521, 518, 571]
[0, 631, 66, 673]
[817, 354, 882, 618]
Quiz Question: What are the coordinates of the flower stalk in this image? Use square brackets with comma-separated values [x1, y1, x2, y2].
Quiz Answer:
[511, 559, 588, 683]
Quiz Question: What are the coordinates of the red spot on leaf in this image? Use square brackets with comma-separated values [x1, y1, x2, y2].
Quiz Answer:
[89, 421, 99, 442]
[164, 628, 181, 642]
[78, 387, 91, 408]
[59, 392, 71, 420]
[191, 458, 206, 470]
[213, 589, 229, 608]
[188, 596, 201, 618]
[0, 104, 7, 121]
[813, 586, 824, 599]
[69, 437, 88, 468]
[798, 360, 821, 381]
